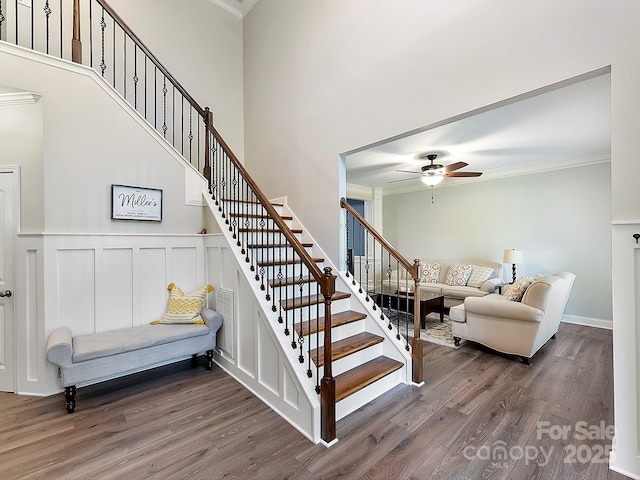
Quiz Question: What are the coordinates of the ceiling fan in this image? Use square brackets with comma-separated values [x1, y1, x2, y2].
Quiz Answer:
[389, 153, 482, 186]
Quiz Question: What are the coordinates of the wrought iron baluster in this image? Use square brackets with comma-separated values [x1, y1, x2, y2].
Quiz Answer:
[112, 15, 115, 86]
[188, 107, 194, 162]
[99, 8, 106, 76]
[162, 76, 167, 137]
[133, 45, 138, 108]
[364, 230, 370, 301]
[153, 66, 157, 128]
[143, 56, 147, 119]
[44, 0, 51, 54]
[88, 0, 92, 67]
[291, 257, 299, 350]
[283, 239, 290, 336]
[1, 1, 6, 42]
[59, 0, 62, 57]
[314, 290, 321, 393]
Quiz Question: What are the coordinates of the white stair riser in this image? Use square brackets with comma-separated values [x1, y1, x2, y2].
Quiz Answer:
[302, 319, 369, 350]
[316, 343, 385, 378]
[335, 368, 405, 421]
[241, 231, 304, 244]
[222, 202, 285, 217]
[256, 262, 324, 280]
[270, 282, 321, 298]
[248, 246, 314, 262]
[278, 298, 351, 323]
[230, 217, 293, 230]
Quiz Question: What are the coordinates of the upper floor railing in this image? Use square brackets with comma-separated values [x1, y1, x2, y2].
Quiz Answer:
[1, 0, 207, 170]
[1, 0, 339, 443]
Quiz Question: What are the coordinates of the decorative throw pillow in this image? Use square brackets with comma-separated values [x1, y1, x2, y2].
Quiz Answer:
[502, 276, 533, 302]
[419, 261, 441, 283]
[445, 264, 472, 286]
[152, 283, 214, 324]
[466, 265, 495, 288]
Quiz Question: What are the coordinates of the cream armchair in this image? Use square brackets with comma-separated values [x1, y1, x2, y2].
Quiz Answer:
[449, 272, 576, 364]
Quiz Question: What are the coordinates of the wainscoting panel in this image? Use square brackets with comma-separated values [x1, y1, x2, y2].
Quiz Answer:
[258, 318, 281, 397]
[139, 247, 170, 323]
[57, 249, 96, 336]
[16, 234, 208, 396]
[97, 248, 134, 332]
[236, 277, 257, 380]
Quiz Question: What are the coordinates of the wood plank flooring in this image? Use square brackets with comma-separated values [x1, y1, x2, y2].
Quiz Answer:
[0, 322, 629, 479]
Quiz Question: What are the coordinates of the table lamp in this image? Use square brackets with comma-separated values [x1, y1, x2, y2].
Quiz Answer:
[503, 249, 524, 284]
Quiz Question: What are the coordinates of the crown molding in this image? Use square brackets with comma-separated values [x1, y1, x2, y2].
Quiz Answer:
[0, 91, 42, 106]
[209, 0, 258, 19]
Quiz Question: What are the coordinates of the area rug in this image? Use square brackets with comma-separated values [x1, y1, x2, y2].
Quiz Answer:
[385, 310, 465, 349]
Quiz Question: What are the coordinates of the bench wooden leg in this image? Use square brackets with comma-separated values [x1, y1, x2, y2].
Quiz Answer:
[65, 386, 76, 414]
[453, 336, 461, 347]
[206, 350, 213, 370]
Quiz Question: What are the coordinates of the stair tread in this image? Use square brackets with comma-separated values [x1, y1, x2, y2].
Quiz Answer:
[281, 291, 350, 310]
[222, 199, 284, 207]
[239, 228, 303, 234]
[230, 213, 293, 221]
[310, 332, 384, 367]
[269, 275, 314, 287]
[250, 243, 313, 249]
[297, 310, 367, 337]
[258, 257, 324, 267]
[335, 356, 404, 402]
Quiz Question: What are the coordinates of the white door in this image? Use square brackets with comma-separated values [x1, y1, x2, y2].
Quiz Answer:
[0, 171, 15, 392]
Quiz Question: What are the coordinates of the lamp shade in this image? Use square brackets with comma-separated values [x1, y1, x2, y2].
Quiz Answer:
[503, 249, 524, 264]
[420, 174, 444, 186]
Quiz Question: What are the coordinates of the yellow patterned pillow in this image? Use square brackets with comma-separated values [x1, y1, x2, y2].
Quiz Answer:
[152, 283, 214, 324]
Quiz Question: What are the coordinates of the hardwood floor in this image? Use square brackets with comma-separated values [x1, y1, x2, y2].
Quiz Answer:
[0, 322, 629, 479]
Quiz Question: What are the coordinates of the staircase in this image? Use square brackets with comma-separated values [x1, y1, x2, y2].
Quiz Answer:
[1, 0, 417, 444]
[205, 194, 411, 437]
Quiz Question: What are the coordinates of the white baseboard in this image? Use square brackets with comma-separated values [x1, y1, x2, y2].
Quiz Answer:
[562, 314, 612, 330]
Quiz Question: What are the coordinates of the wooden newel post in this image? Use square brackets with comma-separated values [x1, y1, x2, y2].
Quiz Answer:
[320, 267, 337, 443]
[410, 259, 423, 384]
[203, 107, 212, 184]
[72, 0, 82, 63]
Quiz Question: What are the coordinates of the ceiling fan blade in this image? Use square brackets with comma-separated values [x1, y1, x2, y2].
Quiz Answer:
[446, 171, 483, 177]
[444, 162, 468, 172]
[395, 169, 421, 174]
[388, 175, 421, 184]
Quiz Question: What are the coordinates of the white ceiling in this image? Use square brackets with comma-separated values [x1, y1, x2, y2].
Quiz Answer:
[345, 72, 611, 194]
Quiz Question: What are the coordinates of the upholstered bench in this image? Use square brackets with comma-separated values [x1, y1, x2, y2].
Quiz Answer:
[46, 307, 223, 413]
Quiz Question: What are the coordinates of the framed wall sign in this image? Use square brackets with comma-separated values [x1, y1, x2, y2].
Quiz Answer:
[111, 184, 163, 221]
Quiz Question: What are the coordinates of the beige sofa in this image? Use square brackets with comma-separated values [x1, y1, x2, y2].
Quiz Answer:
[449, 272, 576, 363]
[382, 259, 503, 308]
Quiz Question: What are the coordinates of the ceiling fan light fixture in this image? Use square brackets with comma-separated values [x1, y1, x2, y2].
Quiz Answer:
[421, 173, 444, 186]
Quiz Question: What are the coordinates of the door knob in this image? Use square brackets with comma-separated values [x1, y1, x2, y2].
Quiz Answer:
[0, 290, 12, 298]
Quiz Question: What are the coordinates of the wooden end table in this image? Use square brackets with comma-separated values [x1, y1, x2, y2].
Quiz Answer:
[417, 290, 445, 328]
[386, 290, 445, 328]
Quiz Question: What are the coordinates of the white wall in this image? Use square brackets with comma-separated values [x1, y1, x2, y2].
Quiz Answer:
[107, 0, 245, 160]
[0, 43, 205, 234]
[243, 0, 639, 259]
[243, 0, 640, 476]
[382, 162, 612, 324]
[0, 98, 44, 232]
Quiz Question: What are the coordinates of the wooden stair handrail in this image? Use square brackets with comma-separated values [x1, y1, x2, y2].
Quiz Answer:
[340, 197, 419, 280]
[208, 123, 333, 295]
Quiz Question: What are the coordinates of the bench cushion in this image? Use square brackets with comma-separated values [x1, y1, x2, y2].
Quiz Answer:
[72, 323, 210, 362]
